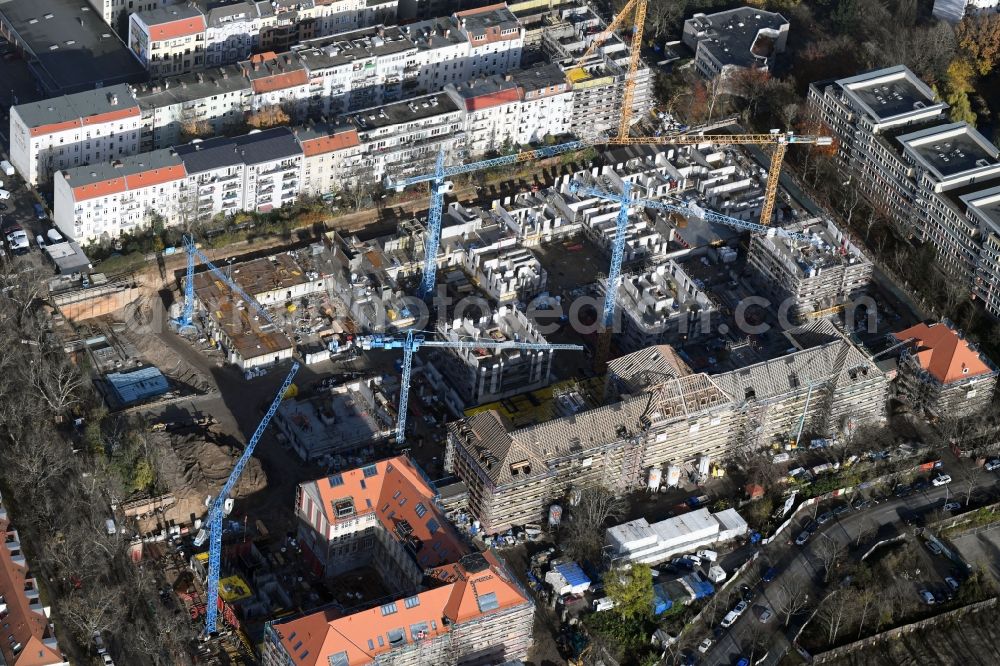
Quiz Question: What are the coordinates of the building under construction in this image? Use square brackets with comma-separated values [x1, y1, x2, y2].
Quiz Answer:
[746, 216, 873, 321]
[446, 335, 889, 533]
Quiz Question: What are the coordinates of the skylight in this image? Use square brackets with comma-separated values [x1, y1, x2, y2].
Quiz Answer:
[477, 591, 499, 612]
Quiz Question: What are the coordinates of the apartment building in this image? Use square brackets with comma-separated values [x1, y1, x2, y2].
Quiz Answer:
[264, 456, 534, 666]
[0, 494, 70, 665]
[682, 7, 789, 80]
[128, 5, 207, 78]
[445, 76, 521, 154]
[807, 65, 1000, 319]
[52, 127, 310, 242]
[9, 84, 142, 184]
[428, 306, 558, 409]
[240, 51, 311, 120]
[348, 92, 467, 182]
[174, 127, 304, 216]
[448, 337, 888, 533]
[133, 64, 252, 150]
[747, 216, 872, 321]
[263, 550, 533, 666]
[296, 122, 364, 194]
[52, 148, 187, 241]
[202, 0, 273, 67]
[87, 0, 163, 31]
[892, 321, 998, 418]
[510, 62, 572, 143]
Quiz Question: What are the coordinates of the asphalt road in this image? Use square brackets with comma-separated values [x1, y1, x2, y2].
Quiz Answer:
[700, 456, 1000, 666]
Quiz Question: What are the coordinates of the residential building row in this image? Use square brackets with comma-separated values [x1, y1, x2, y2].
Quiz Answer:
[807, 64, 1000, 320]
[126, 0, 399, 78]
[261, 455, 534, 666]
[446, 333, 891, 533]
[12, 3, 528, 184]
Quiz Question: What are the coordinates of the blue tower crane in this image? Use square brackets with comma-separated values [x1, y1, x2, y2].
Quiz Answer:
[567, 181, 823, 246]
[358, 331, 583, 444]
[172, 234, 277, 333]
[199, 362, 299, 635]
[384, 141, 588, 298]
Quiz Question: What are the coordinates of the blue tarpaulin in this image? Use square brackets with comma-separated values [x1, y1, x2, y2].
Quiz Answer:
[553, 562, 591, 588]
[652, 583, 673, 615]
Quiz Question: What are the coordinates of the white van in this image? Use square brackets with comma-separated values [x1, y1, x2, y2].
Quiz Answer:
[0, 189, 10, 200]
[105, 518, 117, 535]
[0, 161, 14, 177]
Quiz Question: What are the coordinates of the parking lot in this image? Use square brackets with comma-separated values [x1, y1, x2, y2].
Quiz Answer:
[951, 523, 1000, 581]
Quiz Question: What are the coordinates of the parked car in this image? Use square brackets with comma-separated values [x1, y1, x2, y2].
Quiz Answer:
[932, 474, 952, 487]
[762, 567, 778, 583]
[697, 638, 713, 654]
[945, 576, 960, 592]
[0, 160, 14, 176]
[33, 202, 46, 219]
[943, 502, 961, 512]
[926, 541, 944, 556]
[817, 511, 834, 525]
[985, 459, 1000, 471]
[0, 189, 10, 200]
[795, 530, 811, 546]
[912, 478, 930, 491]
[720, 600, 748, 628]
[756, 607, 773, 623]
[833, 504, 851, 516]
[102, 656, 115, 666]
[920, 589, 935, 605]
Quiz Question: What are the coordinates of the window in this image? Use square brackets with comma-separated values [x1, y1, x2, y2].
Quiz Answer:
[380, 602, 397, 616]
[404, 595, 420, 609]
[409, 621, 429, 641]
[362, 464, 378, 477]
[414, 503, 427, 518]
[328, 474, 343, 487]
[426, 518, 439, 534]
[477, 592, 499, 612]
[398, 496, 407, 507]
[328, 652, 349, 666]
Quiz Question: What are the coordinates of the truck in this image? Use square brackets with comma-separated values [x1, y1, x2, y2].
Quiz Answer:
[0, 160, 14, 177]
[687, 495, 710, 508]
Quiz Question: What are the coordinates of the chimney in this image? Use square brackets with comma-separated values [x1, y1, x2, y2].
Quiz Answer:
[107, 92, 118, 105]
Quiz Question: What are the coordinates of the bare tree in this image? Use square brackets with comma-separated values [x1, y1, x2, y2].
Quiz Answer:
[816, 589, 852, 645]
[812, 534, 843, 583]
[772, 579, 811, 627]
[562, 485, 628, 562]
[25, 346, 86, 415]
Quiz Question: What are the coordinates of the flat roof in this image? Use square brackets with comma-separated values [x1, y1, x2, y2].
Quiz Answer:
[0, 0, 148, 94]
[686, 6, 787, 69]
[349, 93, 459, 131]
[961, 183, 1000, 232]
[192, 269, 292, 360]
[402, 16, 467, 50]
[898, 122, 1000, 181]
[297, 25, 414, 69]
[509, 61, 568, 92]
[133, 65, 250, 109]
[837, 65, 943, 124]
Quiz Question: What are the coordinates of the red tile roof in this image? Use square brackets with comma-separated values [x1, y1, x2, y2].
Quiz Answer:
[29, 119, 82, 138]
[148, 16, 206, 41]
[271, 551, 528, 666]
[82, 107, 141, 126]
[125, 164, 186, 190]
[894, 322, 994, 384]
[71, 177, 127, 202]
[304, 456, 465, 568]
[251, 68, 309, 94]
[0, 504, 64, 665]
[300, 129, 360, 157]
[455, 3, 508, 17]
[463, 86, 522, 111]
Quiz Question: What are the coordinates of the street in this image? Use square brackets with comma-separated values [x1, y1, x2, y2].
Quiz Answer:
[700, 454, 1000, 666]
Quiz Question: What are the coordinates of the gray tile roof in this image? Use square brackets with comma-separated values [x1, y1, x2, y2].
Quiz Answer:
[133, 65, 250, 109]
[175, 127, 301, 172]
[134, 3, 204, 27]
[59, 148, 183, 187]
[607, 345, 692, 395]
[13, 83, 137, 128]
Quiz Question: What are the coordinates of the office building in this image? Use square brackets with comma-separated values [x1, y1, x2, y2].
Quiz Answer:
[682, 7, 789, 80]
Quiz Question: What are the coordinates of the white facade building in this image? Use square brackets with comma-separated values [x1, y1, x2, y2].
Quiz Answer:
[9, 85, 142, 185]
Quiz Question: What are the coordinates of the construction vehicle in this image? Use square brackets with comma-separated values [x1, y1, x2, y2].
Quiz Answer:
[201, 362, 299, 635]
[358, 331, 583, 445]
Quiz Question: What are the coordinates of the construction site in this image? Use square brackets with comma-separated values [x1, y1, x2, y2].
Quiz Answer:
[16, 1, 999, 666]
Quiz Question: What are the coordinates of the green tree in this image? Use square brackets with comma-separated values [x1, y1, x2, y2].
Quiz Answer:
[132, 459, 155, 492]
[944, 59, 978, 125]
[605, 564, 654, 620]
[957, 13, 1000, 76]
